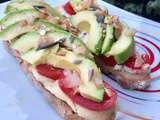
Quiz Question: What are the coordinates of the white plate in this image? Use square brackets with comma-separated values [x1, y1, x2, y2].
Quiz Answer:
[0, 0, 160, 120]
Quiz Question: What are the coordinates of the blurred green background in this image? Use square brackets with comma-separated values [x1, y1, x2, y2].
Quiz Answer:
[103, 0, 160, 22]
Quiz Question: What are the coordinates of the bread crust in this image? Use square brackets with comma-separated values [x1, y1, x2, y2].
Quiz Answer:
[3, 41, 116, 120]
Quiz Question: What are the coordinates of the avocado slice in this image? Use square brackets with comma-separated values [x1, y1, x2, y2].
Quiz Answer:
[79, 81, 104, 102]
[21, 44, 59, 65]
[0, 9, 39, 29]
[21, 49, 49, 65]
[10, 24, 92, 59]
[34, 20, 92, 58]
[46, 49, 101, 83]
[11, 31, 40, 54]
[107, 23, 134, 64]
[101, 24, 114, 54]
[34, 19, 65, 33]
[71, 11, 103, 55]
[47, 31, 92, 58]
[5, 0, 61, 17]
[0, 21, 33, 41]
[11, 30, 66, 54]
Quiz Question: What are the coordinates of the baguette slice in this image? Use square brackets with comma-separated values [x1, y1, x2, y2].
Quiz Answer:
[4, 41, 116, 120]
[94, 55, 151, 90]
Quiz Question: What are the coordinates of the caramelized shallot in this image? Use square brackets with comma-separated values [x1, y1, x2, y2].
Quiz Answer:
[62, 70, 81, 88]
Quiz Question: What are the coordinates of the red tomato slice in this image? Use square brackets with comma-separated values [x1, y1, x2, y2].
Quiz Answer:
[36, 64, 65, 80]
[63, 2, 76, 15]
[141, 54, 151, 64]
[123, 55, 141, 69]
[59, 81, 117, 111]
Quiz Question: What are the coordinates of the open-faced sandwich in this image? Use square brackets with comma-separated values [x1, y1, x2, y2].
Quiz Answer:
[64, 0, 151, 89]
[0, 0, 117, 120]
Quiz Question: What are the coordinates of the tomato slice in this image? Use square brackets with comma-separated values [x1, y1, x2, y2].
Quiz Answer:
[36, 64, 65, 80]
[59, 81, 117, 111]
[141, 54, 151, 64]
[63, 2, 76, 15]
[124, 55, 141, 69]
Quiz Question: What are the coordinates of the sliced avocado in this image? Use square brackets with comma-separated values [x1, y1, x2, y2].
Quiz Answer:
[101, 24, 114, 54]
[10, 24, 92, 59]
[46, 31, 92, 58]
[79, 81, 104, 102]
[0, 21, 33, 41]
[70, 37, 93, 59]
[35, 19, 65, 33]
[46, 50, 81, 74]
[107, 23, 134, 64]
[71, 11, 103, 55]
[0, 9, 39, 29]
[49, 44, 60, 53]
[78, 58, 102, 83]
[46, 49, 101, 83]
[46, 31, 68, 42]
[21, 49, 48, 65]
[11, 31, 40, 54]
[35, 21, 92, 58]
[5, 0, 61, 17]
[10, 27, 65, 54]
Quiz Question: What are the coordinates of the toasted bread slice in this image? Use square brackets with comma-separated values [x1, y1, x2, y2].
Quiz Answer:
[94, 55, 151, 90]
